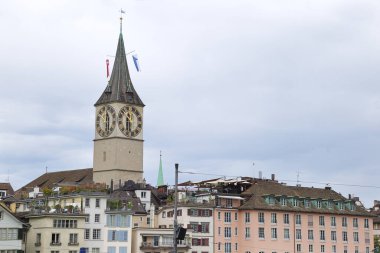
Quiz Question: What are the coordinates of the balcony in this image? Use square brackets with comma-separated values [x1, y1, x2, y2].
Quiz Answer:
[34, 242, 41, 247]
[50, 242, 62, 246]
[68, 242, 79, 246]
[140, 242, 191, 250]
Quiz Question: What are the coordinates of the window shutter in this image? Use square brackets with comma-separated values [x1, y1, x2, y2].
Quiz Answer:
[205, 223, 209, 233]
[197, 225, 202, 233]
[209, 210, 212, 216]
[17, 229, 23, 240]
[116, 215, 121, 227]
[126, 215, 131, 227]
[188, 209, 192, 216]
[108, 230, 113, 241]
[123, 230, 128, 241]
[107, 215, 111, 226]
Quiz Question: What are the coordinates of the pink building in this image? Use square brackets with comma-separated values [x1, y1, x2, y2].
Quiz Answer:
[214, 180, 373, 253]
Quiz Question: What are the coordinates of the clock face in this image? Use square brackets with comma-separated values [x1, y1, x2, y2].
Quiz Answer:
[96, 105, 116, 137]
[118, 106, 142, 137]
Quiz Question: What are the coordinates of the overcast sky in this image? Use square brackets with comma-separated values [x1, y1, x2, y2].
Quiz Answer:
[0, 0, 379, 207]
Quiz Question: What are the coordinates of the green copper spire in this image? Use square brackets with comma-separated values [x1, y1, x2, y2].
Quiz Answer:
[157, 151, 164, 186]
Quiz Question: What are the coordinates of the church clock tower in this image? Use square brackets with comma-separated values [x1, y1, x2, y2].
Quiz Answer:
[93, 19, 144, 187]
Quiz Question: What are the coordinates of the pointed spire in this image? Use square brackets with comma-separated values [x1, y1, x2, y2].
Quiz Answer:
[157, 151, 164, 187]
[95, 17, 144, 107]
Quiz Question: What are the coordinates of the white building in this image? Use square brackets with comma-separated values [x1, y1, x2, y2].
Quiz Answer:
[0, 203, 25, 253]
[104, 210, 133, 253]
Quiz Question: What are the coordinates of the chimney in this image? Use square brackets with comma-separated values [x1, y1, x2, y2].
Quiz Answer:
[348, 194, 351, 199]
[271, 174, 275, 181]
[110, 179, 114, 192]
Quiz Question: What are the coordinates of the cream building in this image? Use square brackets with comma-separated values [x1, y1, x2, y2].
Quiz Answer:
[26, 212, 86, 253]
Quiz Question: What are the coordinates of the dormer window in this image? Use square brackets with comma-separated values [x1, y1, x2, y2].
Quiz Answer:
[293, 198, 299, 207]
[280, 197, 287, 206]
[304, 199, 310, 208]
[316, 200, 322, 208]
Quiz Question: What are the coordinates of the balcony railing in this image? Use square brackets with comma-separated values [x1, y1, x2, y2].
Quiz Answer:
[50, 242, 62, 246]
[68, 242, 79, 246]
[34, 242, 41, 247]
[140, 242, 191, 249]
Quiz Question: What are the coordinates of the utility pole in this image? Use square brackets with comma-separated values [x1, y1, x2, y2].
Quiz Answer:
[173, 163, 179, 253]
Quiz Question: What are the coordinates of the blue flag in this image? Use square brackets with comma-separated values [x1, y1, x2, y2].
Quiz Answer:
[132, 54, 140, 72]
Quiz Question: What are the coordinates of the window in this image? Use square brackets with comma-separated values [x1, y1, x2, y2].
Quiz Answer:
[245, 227, 250, 239]
[218, 212, 221, 220]
[284, 228, 290, 239]
[95, 199, 100, 208]
[320, 230, 325, 241]
[319, 216, 325, 226]
[353, 218, 358, 228]
[271, 213, 277, 224]
[366, 247, 370, 253]
[108, 230, 116, 241]
[93, 229, 101, 240]
[343, 231, 348, 242]
[235, 227, 238, 236]
[283, 213, 289, 224]
[258, 212, 264, 223]
[69, 251, 77, 253]
[308, 230, 314, 240]
[234, 212, 238, 221]
[321, 245, 325, 252]
[331, 231, 337, 241]
[364, 218, 369, 228]
[355, 246, 359, 253]
[92, 248, 100, 253]
[141, 191, 146, 198]
[309, 244, 313, 252]
[281, 197, 287, 206]
[51, 233, 60, 245]
[53, 219, 78, 228]
[296, 229, 302, 240]
[259, 227, 265, 239]
[224, 242, 232, 253]
[95, 214, 100, 223]
[224, 212, 231, 223]
[296, 214, 301, 225]
[297, 244, 302, 252]
[69, 233, 78, 245]
[107, 247, 116, 253]
[226, 199, 233, 207]
[84, 229, 90, 239]
[344, 246, 348, 253]
[85, 216, 89, 223]
[342, 217, 347, 227]
[332, 245, 336, 253]
[365, 232, 370, 244]
[271, 228, 277, 239]
[119, 247, 127, 253]
[51, 251, 59, 253]
[85, 198, 90, 207]
[354, 232, 359, 242]
[218, 242, 221, 251]
[331, 216, 336, 227]
[224, 227, 231, 238]
[245, 212, 250, 223]
[36, 233, 41, 245]
[308, 215, 313, 226]
[235, 243, 238, 251]
[0, 211, 2, 220]
[304, 199, 310, 208]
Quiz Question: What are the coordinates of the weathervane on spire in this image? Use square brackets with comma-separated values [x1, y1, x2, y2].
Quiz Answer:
[120, 9, 126, 33]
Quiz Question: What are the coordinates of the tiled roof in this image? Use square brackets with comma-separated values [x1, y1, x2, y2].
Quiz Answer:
[0, 182, 14, 195]
[239, 180, 371, 216]
[16, 168, 93, 196]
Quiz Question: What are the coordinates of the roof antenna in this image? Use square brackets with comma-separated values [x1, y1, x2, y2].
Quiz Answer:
[296, 170, 301, 186]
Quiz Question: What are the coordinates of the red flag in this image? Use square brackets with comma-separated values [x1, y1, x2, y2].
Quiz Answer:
[106, 59, 110, 78]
